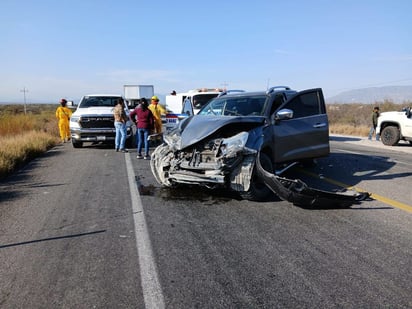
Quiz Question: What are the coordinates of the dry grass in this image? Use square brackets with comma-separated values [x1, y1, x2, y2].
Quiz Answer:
[0, 131, 58, 177]
[0, 104, 60, 178]
[327, 100, 408, 137]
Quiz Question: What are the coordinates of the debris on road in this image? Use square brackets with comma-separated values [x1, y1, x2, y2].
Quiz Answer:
[255, 152, 370, 208]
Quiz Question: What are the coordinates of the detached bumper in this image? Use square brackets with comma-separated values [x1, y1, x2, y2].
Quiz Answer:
[255, 153, 370, 208]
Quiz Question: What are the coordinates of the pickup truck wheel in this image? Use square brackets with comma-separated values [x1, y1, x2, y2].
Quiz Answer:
[72, 140, 83, 148]
[240, 153, 273, 201]
[126, 134, 136, 148]
[381, 126, 400, 146]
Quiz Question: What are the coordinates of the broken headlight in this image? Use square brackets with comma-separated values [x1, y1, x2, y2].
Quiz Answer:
[219, 132, 249, 157]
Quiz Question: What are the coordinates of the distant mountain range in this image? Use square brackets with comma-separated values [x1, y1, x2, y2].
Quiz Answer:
[326, 85, 412, 104]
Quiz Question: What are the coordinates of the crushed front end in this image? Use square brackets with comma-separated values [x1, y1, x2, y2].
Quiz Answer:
[150, 118, 263, 192]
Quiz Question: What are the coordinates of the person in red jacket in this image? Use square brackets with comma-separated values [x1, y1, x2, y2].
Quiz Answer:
[130, 98, 154, 159]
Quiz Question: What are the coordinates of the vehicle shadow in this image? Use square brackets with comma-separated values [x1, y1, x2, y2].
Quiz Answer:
[139, 183, 244, 204]
[283, 151, 411, 209]
[77, 142, 115, 149]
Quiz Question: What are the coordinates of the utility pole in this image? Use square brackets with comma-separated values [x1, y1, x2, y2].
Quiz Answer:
[20, 87, 28, 114]
[221, 81, 228, 91]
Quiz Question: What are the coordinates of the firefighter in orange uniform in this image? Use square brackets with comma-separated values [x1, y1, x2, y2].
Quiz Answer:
[148, 95, 166, 139]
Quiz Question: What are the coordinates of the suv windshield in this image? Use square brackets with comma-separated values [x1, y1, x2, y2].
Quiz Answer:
[80, 96, 121, 108]
[198, 95, 267, 116]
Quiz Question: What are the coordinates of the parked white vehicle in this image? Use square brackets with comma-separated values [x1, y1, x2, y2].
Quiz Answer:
[165, 88, 224, 114]
[376, 107, 412, 146]
[164, 88, 245, 132]
[69, 94, 134, 148]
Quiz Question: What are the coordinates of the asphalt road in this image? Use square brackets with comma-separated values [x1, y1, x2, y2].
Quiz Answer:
[0, 136, 411, 308]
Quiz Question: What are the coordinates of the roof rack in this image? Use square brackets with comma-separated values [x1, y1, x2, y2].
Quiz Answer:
[217, 89, 246, 97]
[266, 86, 291, 94]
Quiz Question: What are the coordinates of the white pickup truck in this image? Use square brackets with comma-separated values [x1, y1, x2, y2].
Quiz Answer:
[376, 107, 412, 146]
[69, 94, 135, 148]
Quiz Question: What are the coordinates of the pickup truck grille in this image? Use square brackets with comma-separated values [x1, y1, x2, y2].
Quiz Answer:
[79, 116, 114, 128]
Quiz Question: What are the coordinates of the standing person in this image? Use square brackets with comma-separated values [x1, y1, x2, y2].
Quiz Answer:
[148, 95, 166, 143]
[113, 98, 129, 152]
[368, 106, 380, 141]
[130, 98, 154, 159]
[55, 98, 72, 143]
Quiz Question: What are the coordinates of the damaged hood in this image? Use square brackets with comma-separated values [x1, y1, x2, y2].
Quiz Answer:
[171, 115, 265, 150]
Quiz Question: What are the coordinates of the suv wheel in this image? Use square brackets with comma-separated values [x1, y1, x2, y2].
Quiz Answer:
[240, 153, 273, 201]
[381, 126, 400, 146]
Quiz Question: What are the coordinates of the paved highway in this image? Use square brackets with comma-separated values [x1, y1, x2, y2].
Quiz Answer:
[0, 136, 411, 308]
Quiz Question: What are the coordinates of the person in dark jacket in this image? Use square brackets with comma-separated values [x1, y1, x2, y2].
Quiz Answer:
[130, 98, 154, 159]
[368, 106, 380, 140]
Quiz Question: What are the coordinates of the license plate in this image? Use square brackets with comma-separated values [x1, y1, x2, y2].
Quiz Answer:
[97, 136, 106, 141]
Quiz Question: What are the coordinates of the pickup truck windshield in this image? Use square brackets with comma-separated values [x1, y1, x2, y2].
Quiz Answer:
[80, 96, 121, 108]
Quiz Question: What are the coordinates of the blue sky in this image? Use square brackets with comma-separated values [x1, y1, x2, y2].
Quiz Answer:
[1, 0, 411, 103]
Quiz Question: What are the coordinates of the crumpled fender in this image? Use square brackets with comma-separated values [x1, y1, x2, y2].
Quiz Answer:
[255, 153, 370, 208]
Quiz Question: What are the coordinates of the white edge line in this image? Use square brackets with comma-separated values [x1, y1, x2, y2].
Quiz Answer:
[125, 153, 165, 309]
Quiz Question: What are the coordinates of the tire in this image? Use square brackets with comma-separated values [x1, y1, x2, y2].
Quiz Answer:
[381, 126, 400, 146]
[240, 152, 273, 201]
[126, 134, 136, 148]
[300, 158, 316, 168]
[72, 140, 83, 148]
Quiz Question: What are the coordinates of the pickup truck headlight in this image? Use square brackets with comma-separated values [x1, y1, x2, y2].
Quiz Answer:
[219, 132, 249, 157]
[70, 116, 81, 128]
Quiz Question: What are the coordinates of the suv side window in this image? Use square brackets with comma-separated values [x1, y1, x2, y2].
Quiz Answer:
[283, 91, 323, 118]
[269, 93, 285, 115]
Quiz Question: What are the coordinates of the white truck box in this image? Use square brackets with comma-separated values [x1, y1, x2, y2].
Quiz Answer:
[124, 85, 154, 107]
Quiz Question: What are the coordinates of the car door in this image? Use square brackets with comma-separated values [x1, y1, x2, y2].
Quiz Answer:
[403, 108, 412, 138]
[271, 88, 330, 163]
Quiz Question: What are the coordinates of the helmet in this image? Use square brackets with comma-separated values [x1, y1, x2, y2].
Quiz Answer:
[151, 95, 159, 102]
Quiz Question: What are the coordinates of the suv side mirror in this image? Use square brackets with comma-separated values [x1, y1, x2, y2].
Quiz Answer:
[275, 108, 293, 121]
[67, 101, 77, 109]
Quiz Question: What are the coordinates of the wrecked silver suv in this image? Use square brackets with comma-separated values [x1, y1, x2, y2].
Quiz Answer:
[150, 86, 333, 201]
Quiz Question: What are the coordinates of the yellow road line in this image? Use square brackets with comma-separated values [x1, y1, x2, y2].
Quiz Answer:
[299, 169, 412, 213]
